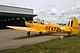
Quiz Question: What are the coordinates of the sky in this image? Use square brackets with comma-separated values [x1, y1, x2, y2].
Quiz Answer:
[0, 0, 80, 23]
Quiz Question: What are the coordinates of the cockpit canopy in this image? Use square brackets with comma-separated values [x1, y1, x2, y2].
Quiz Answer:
[33, 19, 51, 24]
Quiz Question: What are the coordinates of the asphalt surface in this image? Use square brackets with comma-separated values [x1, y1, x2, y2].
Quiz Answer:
[0, 25, 80, 50]
[0, 29, 61, 50]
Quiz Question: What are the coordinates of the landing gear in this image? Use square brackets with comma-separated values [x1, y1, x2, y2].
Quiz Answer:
[39, 32, 42, 35]
[68, 33, 71, 36]
[27, 31, 30, 36]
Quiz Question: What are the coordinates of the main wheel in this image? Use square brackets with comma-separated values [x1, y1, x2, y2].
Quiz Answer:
[27, 31, 30, 36]
[39, 32, 42, 35]
[68, 33, 71, 36]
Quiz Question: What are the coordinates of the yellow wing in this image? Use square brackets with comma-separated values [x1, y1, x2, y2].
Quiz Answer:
[6, 26, 41, 32]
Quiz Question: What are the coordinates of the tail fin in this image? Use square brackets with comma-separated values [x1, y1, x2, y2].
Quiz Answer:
[66, 16, 79, 34]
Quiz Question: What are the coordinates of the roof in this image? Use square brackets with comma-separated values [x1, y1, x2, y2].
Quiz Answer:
[0, 5, 37, 17]
[0, 12, 37, 17]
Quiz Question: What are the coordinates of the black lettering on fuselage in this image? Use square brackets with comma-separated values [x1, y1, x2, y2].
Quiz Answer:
[45, 26, 61, 32]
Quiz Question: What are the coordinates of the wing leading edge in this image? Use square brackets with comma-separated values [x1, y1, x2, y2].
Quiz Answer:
[6, 26, 41, 32]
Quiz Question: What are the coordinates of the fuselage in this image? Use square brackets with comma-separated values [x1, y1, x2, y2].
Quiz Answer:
[25, 22, 71, 33]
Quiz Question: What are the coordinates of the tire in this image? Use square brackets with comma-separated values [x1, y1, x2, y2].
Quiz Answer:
[27, 31, 30, 36]
[39, 32, 42, 35]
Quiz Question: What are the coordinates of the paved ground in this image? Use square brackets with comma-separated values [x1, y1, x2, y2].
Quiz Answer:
[0, 29, 61, 50]
[0, 25, 80, 50]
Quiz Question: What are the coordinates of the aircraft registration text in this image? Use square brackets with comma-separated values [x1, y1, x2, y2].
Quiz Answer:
[45, 26, 61, 32]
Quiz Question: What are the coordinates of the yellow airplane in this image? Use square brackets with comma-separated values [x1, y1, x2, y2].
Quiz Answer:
[6, 16, 79, 37]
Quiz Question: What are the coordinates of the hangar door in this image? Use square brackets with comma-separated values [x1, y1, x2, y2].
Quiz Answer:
[0, 13, 36, 29]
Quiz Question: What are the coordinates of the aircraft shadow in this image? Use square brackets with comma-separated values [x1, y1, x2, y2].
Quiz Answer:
[13, 33, 54, 40]
[13, 33, 75, 40]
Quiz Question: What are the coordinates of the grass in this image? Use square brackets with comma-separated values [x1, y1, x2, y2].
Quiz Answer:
[0, 34, 80, 53]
